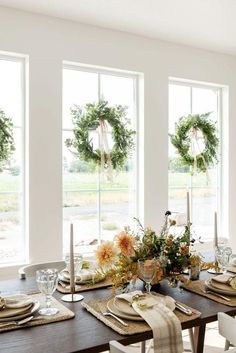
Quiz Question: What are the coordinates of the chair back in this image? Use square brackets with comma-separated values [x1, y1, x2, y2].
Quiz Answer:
[109, 341, 133, 353]
[18, 261, 65, 279]
[218, 312, 236, 352]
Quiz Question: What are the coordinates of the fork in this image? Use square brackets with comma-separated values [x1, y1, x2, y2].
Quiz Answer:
[102, 312, 128, 327]
[201, 289, 231, 302]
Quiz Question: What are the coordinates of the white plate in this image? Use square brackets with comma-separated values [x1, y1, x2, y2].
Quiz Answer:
[113, 294, 175, 317]
[0, 301, 40, 322]
[107, 299, 144, 321]
[0, 303, 33, 319]
[205, 279, 236, 296]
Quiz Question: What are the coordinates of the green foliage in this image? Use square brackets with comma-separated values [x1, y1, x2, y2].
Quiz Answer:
[65, 100, 136, 171]
[169, 157, 190, 173]
[0, 109, 15, 172]
[170, 113, 219, 173]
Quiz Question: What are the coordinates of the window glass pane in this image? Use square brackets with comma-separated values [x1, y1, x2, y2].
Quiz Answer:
[63, 67, 137, 254]
[63, 69, 98, 130]
[0, 58, 25, 264]
[168, 82, 220, 242]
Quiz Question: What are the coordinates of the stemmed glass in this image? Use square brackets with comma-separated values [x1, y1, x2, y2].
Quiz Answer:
[62, 253, 84, 302]
[138, 259, 157, 294]
[215, 246, 232, 274]
[36, 268, 59, 316]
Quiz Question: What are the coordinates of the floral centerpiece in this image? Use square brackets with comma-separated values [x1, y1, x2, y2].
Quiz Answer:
[96, 211, 193, 290]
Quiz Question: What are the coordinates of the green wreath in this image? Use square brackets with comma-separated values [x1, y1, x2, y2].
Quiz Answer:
[0, 109, 15, 172]
[170, 113, 219, 173]
[65, 100, 135, 170]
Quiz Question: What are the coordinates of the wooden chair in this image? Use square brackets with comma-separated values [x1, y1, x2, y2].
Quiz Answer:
[218, 312, 236, 352]
[18, 261, 65, 279]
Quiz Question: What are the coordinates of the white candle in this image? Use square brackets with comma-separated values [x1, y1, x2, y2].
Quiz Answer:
[187, 191, 190, 228]
[70, 223, 75, 294]
[214, 212, 218, 248]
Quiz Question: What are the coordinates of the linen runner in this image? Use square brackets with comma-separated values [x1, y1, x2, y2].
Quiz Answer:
[117, 291, 183, 353]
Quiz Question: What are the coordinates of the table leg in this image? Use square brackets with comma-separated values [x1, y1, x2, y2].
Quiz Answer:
[193, 325, 206, 353]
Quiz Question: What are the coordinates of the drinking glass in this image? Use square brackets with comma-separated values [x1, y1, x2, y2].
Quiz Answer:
[64, 253, 83, 276]
[215, 246, 232, 273]
[138, 259, 157, 294]
[36, 268, 59, 316]
[62, 253, 84, 302]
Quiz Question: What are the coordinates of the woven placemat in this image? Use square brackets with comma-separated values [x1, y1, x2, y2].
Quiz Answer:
[0, 293, 75, 333]
[182, 280, 236, 306]
[57, 277, 112, 294]
[81, 297, 201, 336]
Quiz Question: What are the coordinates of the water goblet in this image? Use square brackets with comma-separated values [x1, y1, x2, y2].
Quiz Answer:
[36, 268, 59, 316]
[62, 253, 84, 302]
[64, 253, 83, 276]
[138, 259, 157, 294]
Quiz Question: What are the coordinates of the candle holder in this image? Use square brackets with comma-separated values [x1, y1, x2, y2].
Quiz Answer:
[61, 292, 84, 302]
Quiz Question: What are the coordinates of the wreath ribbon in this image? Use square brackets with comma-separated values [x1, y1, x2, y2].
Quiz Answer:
[97, 119, 113, 181]
[191, 127, 209, 180]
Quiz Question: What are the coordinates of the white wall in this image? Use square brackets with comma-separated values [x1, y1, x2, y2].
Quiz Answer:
[0, 6, 236, 279]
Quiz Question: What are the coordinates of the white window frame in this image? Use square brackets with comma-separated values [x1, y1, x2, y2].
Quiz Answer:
[168, 78, 224, 242]
[62, 62, 140, 243]
[0, 52, 27, 266]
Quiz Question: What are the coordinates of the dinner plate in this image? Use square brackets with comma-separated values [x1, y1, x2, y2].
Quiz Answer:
[113, 294, 175, 317]
[227, 266, 236, 274]
[107, 299, 144, 321]
[0, 303, 33, 319]
[205, 279, 236, 296]
[0, 301, 40, 322]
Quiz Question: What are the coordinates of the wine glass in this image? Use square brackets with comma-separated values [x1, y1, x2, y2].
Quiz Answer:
[138, 259, 157, 294]
[36, 268, 59, 316]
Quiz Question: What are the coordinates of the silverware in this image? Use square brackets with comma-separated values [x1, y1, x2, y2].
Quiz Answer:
[102, 312, 128, 327]
[0, 315, 34, 327]
[175, 302, 193, 316]
[201, 289, 231, 302]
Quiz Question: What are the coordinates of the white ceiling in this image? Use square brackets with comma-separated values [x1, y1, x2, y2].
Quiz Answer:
[1, 0, 236, 56]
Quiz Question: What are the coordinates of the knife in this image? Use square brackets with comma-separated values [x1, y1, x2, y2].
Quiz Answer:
[175, 302, 193, 316]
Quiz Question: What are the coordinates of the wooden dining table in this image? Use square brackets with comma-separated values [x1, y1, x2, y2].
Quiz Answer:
[0, 271, 236, 353]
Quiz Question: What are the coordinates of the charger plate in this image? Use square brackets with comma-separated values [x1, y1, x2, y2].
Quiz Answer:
[205, 279, 236, 296]
[0, 301, 40, 322]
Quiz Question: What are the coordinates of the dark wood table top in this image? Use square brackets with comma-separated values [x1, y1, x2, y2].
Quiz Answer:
[0, 272, 235, 353]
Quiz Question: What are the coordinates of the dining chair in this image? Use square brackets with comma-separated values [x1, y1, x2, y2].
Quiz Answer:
[18, 261, 65, 279]
[109, 341, 133, 353]
[218, 312, 236, 352]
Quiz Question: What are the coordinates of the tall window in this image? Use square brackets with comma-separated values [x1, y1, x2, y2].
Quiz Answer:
[0, 55, 25, 265]
[168, 80, 222, 242]
[63, 65, 138, 253]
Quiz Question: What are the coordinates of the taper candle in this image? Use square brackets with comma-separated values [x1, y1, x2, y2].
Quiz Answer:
[214, 212, 218, 248]
[70, 223, 75, 294]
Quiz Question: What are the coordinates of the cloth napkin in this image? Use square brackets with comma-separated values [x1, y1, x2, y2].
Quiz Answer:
[211, 274, 236, 284]
[62, 269, 94, 282]
[0, 294, 33, 310]
[116, 291, 183, 353]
